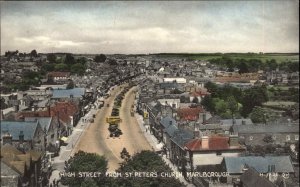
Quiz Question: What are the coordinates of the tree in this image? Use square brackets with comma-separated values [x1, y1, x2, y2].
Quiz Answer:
[71, 63, 86, 75]
[64, 54, 76, 65]
[263, 135, 274, 144]
[30, 49, 38, 57]
[54, 63, 69, 71]
[201, 96, 214, 112]
[66, 80, 75, 89]
[120, 147, 131, 162]
[204, 81, 219, 97]
[76, 57, 87, 65]
[60, 151, 108, 187]
[108, 59, 118, 66]
[116, 150, 183, 187]
[227, 96, 239, 121]
[238, 61, 249, 74]
[266, 59, 278, 71]
[241, 86, 268, 117]
[94, 54, 107, 63]
[41, 63, 55, 72]
[192, 97, 199, 103]
[170, 88, 182, 94]
[249, 107, 268, 123]
[214, 98, 227, 114]
[47, 53, 57, 63]
[180, 95, 187, 103]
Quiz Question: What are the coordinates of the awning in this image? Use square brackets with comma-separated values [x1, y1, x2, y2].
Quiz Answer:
[156, 142, 164, 150]
[60, 136, 68, 142]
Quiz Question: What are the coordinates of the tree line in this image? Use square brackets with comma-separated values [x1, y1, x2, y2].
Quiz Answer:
[201, 82, 269, 119]
[60, 150, 183, 187]
[209, 56, 299, 73]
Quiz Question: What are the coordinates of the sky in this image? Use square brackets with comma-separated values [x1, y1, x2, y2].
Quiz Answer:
[1, 1, 299, 54]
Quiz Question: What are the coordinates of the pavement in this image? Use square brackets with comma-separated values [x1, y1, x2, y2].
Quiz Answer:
[48, 84, 194, 187]
[48, 100, 103, 186]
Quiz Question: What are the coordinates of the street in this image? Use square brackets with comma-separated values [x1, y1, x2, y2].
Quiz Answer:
[75, 85, 151, 171]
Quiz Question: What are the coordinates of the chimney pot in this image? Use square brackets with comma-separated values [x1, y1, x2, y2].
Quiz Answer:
[201, 136, 209, 149]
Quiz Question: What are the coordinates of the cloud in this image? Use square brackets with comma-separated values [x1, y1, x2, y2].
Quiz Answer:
[1, 1, 298, 54]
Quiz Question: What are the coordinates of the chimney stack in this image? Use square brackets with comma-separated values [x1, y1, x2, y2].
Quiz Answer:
[14, 104, 19, 112]
[229, 135, 239, 147]
[201, 136, 209, 149]
[2, 132, 13, 145]
[19, 131, 24, 142]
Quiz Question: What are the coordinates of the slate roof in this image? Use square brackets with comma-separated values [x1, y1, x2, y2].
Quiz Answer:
[220, 118, 253, 126]
[52, 88, 85, 99]
[160, 116, 177, 128]
[1, 161, 21, 177]
[171, 129, 194, 149]
[164, 124, 178, 137]
[25, 117, 52, 132]
[1, 121, 39, 141]
[159, 82, 179, 89]
[148, 102, 162, 116]
[224, 156, 295, 174]
[240, 167, 276, 187]
[234, 124, 299, 134]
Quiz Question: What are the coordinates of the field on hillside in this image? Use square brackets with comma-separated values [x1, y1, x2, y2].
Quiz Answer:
[154, 53, 299, 63]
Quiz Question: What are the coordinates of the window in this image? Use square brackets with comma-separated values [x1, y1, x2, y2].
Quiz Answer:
[286, 135, 290, 141]
[216, 152, 222, 156]
[295, 135, 299, 141]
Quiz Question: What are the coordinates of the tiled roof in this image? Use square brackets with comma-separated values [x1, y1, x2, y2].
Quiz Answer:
[214, 76, 258, 83]
[224, 156, 295, 174]
[17, 101, 78, 124]
[26, 150, 42, 162]
[177, 107, 204, 121]
[16, 154, 31, 169]
[8, 161, 26, 175]
[50, 101, 79, 124]
[1, 144, 23, 157]
[190, 90, 210, 97]
[1, 121, 39, 141]
[47, 71, 70, 77]
[185, 136, 241, 151]
[1, 144, 30, 176]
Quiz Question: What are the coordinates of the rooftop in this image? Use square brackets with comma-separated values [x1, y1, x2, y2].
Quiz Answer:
[1, 121, 39, 141]
[224, 156, 295, 174]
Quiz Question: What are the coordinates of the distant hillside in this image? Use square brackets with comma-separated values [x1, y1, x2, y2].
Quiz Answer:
[150, 53, 299, 63]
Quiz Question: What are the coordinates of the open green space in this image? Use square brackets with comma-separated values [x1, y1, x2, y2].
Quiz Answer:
[153, 53, 299, 63]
